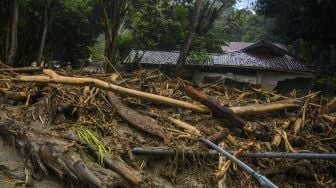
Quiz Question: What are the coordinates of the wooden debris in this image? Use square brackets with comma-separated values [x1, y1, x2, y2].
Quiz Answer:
[166, 117, 202, 137]
[103, 156, 144, 185]
[230, 99, 302, 116]
[0, 88, 29, 101]
[321, 114, 336, 125]
[14, 69, 210, 113]
[0, 68, 334, 187]
[184, 85, 248, 129]
[294, 118, 303, 135]
[320, 97, 336, 114]
[106, 91, 170, 144]
[214, 142, 254, 179]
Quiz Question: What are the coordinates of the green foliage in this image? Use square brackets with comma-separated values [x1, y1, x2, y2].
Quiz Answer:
[255, 0, 336, 75]
[2, 0, 101, 66]
[89, 34, 105, 62]
[315, 76, 336, 95]
[189, 49, 210, 64]
[218, 8, 276, 42]
[77, 128, 109, 165]
[122, 0, 189, 51]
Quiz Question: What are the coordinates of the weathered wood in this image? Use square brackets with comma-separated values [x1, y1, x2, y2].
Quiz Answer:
[207, 128, 230, 142]
[14, 69, 210, 113]
[167, 117, 202, 137]
[230, 99, 302, 116]
[0, 88, 28, 101]
[106, 91, 170, 144]
[184, 85, 247, 129]
[321, 114, 336, 125]
[320, 97, 336, 114]
[12, 69, 302, 116]
[103, 156, 144, 185]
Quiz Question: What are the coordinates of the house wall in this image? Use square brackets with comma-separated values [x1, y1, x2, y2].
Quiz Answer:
[193, 70, 314, 94]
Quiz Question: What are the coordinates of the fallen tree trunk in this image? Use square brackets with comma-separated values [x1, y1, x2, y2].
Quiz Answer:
[184, 85, 248, 129]
[230, 99, 302, 116]
[106, 91, 170, 144]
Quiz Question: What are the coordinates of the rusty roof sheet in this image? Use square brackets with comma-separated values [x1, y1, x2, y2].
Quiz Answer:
[124, 50, 312, 73]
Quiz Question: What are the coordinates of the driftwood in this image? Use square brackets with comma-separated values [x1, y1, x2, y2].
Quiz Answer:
[12, 69, 300, 116]
[166, 117, 202, 137]
[103, 156, 144, 185]
[13, 69, 210, 113]
[321, 114, 336, 125]
[320, 97, 336, 114]
[0, 88, 29, 101]
[207, 128, 229, 142]
[106, 91, 170, 144]
[230, 99, 302, 116]
[0, 66, 42, 73]
[12, 70, 302, 116]
[184, 85, 248, 129]
[214, 142, 254, 179]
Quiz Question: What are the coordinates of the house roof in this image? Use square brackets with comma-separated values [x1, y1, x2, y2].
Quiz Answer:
[222, 42, 288, 52]
[124, 41, 312, 74]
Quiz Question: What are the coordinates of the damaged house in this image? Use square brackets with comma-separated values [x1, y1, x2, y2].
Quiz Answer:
[124, 41, 314, 94]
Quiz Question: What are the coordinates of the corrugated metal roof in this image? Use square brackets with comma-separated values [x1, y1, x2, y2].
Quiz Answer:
[222, 42, 288, 52]
[124, 50, 312, 73]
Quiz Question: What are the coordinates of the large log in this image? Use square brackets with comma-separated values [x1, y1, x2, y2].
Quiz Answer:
[106, 91, 170, 144]
[230, 99, 302, 116]
[184, 85, 247, 129]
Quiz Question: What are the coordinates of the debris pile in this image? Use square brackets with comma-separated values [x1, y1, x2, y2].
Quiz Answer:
[0, 68, 335, 187]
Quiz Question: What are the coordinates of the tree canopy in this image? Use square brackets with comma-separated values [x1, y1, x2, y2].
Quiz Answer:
[0, 0, 335, 79]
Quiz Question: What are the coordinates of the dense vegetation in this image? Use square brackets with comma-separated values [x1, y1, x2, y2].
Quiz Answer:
[0, 0, 335, 82]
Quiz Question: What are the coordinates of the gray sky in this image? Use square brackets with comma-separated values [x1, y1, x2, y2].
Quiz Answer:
[234, 0, 256, 10]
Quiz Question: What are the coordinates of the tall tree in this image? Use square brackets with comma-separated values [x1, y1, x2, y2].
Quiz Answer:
[175, 0, 201, 73]
[36, 0, 57, 66]
[0, 0, 19, 65]
[175, 0, 234, 73]
[100, 0, 128, 72]
[255, 0, 336, 75]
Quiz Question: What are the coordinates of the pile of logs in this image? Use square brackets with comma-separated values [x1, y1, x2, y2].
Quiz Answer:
[0, 68, 335, 187]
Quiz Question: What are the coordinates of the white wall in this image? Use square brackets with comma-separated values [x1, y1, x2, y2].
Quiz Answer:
[193, 70, 314, 92]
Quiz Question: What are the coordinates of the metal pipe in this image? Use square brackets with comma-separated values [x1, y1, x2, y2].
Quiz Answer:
[200, 138, 278, 188]
[132, 147, 336, 160]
